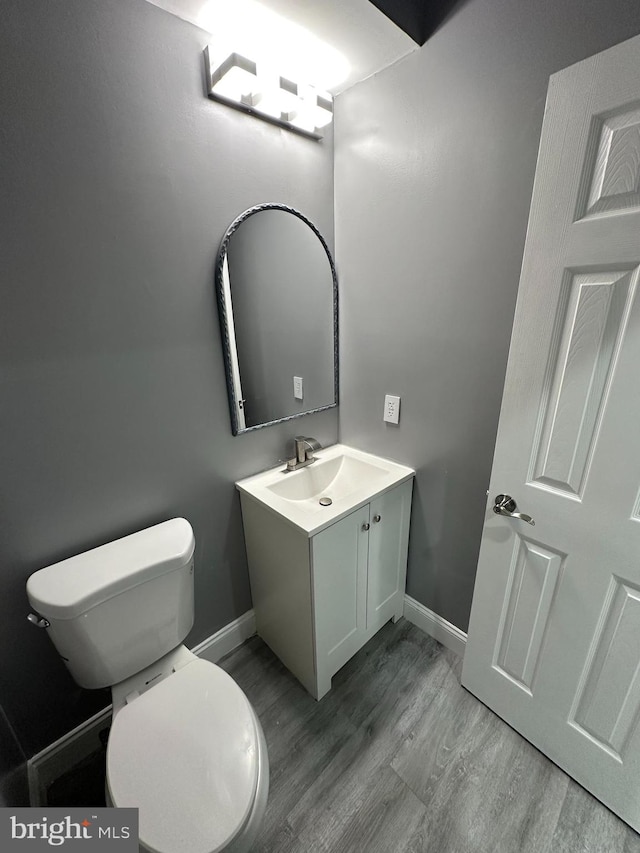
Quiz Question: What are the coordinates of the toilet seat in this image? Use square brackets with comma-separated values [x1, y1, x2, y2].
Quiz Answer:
[107, 658, 260, 853]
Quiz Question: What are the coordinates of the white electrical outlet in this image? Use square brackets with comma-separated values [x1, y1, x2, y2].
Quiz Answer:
[293, 376, 304, 400]
[384, 394, 401, 424]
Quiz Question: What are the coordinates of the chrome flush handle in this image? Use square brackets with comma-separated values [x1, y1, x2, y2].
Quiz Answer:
[493, 494, 535, 526]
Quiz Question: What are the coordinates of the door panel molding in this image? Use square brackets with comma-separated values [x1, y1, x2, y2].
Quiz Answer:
[493, 536, 566, 694]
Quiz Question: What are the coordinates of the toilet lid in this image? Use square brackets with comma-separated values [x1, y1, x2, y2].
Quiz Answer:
[107, 659, 259, 853]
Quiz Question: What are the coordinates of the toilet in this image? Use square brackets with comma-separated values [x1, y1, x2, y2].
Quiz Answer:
[26, 518, 268, 853]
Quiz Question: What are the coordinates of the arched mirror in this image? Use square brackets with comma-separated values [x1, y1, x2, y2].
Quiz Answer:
[216, 204, 338, 435]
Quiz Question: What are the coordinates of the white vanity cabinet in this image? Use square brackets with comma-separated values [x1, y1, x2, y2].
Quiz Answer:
[239, 477, 413, 700]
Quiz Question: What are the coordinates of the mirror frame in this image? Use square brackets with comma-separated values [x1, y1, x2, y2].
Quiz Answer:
[215, 203, 339, 435]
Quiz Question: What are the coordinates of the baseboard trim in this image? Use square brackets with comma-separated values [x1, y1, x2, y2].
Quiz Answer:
[27, 609, 257, 805]
[27, 706, 113, 807]
[403, 595, 467, 658]
[191, 610, 256, 663]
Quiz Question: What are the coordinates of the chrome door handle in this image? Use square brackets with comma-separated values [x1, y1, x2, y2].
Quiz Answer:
[493, 494, 535, 526]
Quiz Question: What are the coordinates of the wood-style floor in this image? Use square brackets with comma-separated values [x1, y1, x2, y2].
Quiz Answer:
[219, 620, 640, 853]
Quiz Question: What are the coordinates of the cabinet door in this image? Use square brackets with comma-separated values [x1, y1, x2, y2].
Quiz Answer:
[311, 505, 370, 699]
[367, 480, 413, 634]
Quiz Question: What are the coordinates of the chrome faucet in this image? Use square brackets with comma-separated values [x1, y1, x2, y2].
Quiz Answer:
[286, 436, 322, 472]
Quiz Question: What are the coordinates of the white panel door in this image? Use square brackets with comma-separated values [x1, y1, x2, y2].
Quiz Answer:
[462, 33, 640, 831]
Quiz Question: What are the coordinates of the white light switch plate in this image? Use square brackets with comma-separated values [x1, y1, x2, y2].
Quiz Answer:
[384, 394, 400, 424]
[293, 376, 304, 400]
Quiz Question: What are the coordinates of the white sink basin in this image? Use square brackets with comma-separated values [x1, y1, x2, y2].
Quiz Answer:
[236, 444, 414, 535]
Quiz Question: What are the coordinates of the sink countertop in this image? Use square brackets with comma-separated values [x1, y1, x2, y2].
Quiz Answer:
[236, 443, 415, 536]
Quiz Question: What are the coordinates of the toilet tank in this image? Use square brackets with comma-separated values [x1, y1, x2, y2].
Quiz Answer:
[26, 518, 195, 690]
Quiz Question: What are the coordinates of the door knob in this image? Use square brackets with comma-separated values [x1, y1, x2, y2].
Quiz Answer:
[493, 494, 535, 526]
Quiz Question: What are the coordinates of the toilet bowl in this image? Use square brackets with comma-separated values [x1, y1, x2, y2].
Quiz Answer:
[106, 648, 269, 853]
[26, 518, 268, 853]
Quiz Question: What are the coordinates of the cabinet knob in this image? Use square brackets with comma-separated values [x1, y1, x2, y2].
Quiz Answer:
[362, 522, 370, 531]
[373, 514, 381, 523]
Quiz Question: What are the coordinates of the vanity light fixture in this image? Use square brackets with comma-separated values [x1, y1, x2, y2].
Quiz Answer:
[288, 85, 333, 134]
[204, 45, 333, 140]
[208, 51, 260, 105]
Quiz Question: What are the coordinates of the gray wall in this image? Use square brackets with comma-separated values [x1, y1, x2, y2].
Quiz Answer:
[334, 0, 640, 631]
[1, 0, 336, 757]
